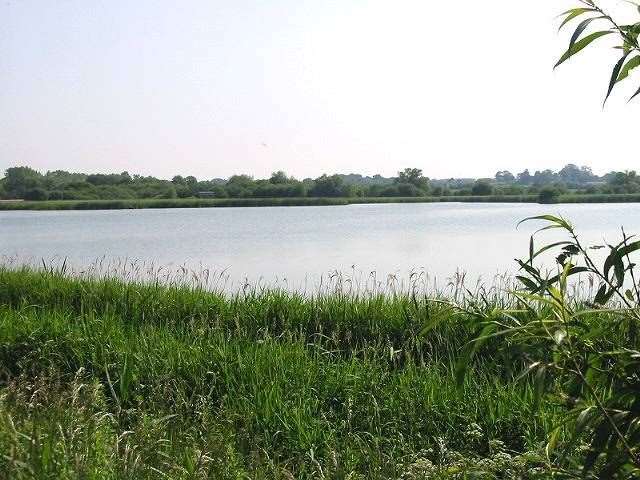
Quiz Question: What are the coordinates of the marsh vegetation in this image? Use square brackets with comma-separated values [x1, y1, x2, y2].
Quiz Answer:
[1, 216, 639, 478]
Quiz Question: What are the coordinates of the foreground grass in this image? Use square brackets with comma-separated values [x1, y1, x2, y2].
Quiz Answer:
[0, 268, 566, 479]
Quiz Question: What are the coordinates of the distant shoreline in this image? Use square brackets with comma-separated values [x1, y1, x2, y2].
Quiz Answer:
[2, 194, 640, 211]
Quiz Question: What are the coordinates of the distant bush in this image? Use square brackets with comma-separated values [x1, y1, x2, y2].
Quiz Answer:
[396, 182, 423, 197]
[253, 182, 306, 198]
[23, 187, 49, 201]
[471, 180, 493, 196]
[538, 186, 561, 204]
[47, 190, 64, 200]
[308, 174, 353, 197]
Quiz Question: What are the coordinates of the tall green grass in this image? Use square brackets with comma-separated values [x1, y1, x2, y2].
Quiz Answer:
[0, 267, 563, 478]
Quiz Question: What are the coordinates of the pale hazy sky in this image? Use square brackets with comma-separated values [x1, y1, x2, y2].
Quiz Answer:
[1, 0, 638, 180]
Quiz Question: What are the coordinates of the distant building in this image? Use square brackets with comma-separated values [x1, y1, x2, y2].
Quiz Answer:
[197, 191, 216, 198]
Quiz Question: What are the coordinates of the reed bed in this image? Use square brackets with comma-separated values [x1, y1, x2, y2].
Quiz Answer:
[0, 266, 579, 479]
[2, 193, 639, 211]
[0, 195, 543, 211]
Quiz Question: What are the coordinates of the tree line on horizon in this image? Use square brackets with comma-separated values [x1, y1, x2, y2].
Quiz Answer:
[1, 164, 639, 202]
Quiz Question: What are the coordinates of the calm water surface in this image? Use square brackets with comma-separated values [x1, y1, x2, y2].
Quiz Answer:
[3, 203, 639, 290]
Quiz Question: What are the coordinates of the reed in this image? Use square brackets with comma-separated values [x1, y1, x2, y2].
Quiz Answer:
[4, 193, 620, 211]
[0, 266, 568, 479]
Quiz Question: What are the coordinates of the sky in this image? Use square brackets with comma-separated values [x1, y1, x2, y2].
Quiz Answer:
[1, 0, 638, 180]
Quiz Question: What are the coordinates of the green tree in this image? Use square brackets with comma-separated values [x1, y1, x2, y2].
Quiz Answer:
[309, 174, 352, 197]
[44, 170, 87, 189]
[517, 169, 532, 185]
[3, 166, 43, 198]
[532, 169, 557, 186]
[395, 168, 429, 192]
[226, 175, 255, 198]
[558, 164, 595, 185]
[269, 171, 289, 184]
[495, 170, 515, 183]
[608, 170, 640, 193]
[227, 175, 254, 188]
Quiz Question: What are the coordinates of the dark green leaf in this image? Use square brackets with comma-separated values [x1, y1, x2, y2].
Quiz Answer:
[575, 406, 596, 437]
[569, 17, 606, 53]
[531, 241, 575, 263]
[455, 324, 495, 386]
[556, 253, 568, 266]
[602, 245, 626, 286]
[518, 215, 572, 231]
[533, 364, 547, 409]
[547, 266, 589, 286]
[558, 8, 598, 31]
[594, 285, 615, 305]
[529, 236, 534, 264]
[618, 55, 640, 82]
[584, 419, 613, 473]
[604, 52, 632, 105]
[604, 247, 620, 281]
[594, 284, 608, 304]
[614, 256, 625, 286]
[516, 259, 542, 279]
[620, 240, 640, 258]
[563, 244, 580, 255]
[555, 31, 614, 69]
[516, 275, 539, 292]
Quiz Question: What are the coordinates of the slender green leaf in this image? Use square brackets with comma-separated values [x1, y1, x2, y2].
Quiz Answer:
[558, 8, 598, 31]
[622, 1, 640, 14]
[604, 247, 619, 280]
[594, 285, 615, 305]
[516, 275, 539, 292]
[546, 266, 590, 286]
[529, 236, 534, 264]
[455, 323, 495, 385]
[555, 31, 614, 69]
[569, 17, 607, 52]
[618, 55, 640, 82]
[518, 215, 572, 231]
[584, 419, 613, 473]
[619, 240, 640, 257]
[533, 364, 547, 409]
[531, 241, 575, 263]
[516, 259, 541, 279]
[614, 257, 625, 285]
[546, 426, 562, 459]
[604, 52, 632, 105]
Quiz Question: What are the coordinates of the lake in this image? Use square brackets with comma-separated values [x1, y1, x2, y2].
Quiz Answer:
[3, 202, 639, 292]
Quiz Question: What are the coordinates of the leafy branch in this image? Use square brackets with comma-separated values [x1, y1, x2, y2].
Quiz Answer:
[557, 0, 640, 103]
[442, 216, 640, 476]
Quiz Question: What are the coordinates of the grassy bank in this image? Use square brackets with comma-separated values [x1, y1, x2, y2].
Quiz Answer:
[0, 195, 533, 211]
[0, 197, 351, 211]
[3, 193, 640, 211]
[0, 267, 564, 479]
